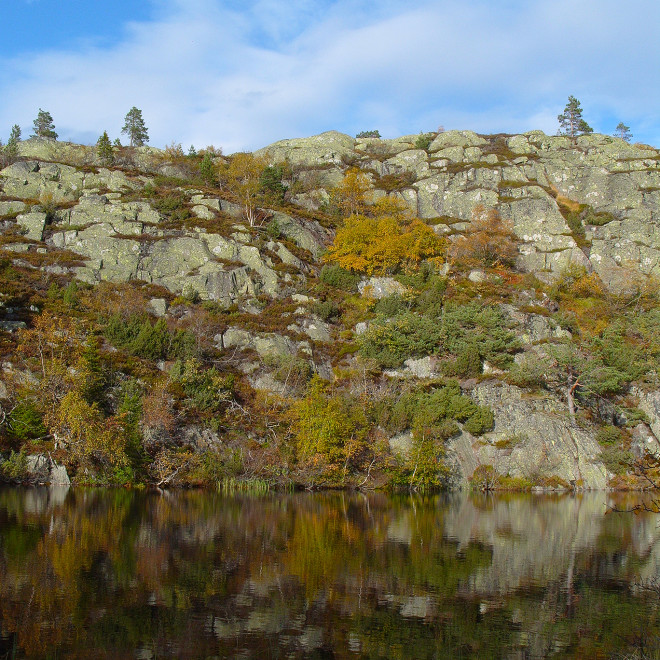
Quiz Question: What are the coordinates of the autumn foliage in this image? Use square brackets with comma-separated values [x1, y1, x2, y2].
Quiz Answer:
[326, 197, 445, 276]
[288, 376, 368, 483]
[330, 167, 371, 217]
[222, 152, 269, 226]
[450, 205, 519, 268]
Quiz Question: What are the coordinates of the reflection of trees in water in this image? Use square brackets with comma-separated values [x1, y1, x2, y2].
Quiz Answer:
[0, 489, 658, 658]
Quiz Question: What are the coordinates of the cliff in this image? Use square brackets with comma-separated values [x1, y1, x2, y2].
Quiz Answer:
[0, 130, 659, 489]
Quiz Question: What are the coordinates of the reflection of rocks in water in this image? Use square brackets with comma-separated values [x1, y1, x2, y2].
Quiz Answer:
[443, 493, 608, 595]
[400, 595, 437, 619]
[386, 517, 413, 545]
[21, 485, 70, 515]
[2, 489, 660, 659]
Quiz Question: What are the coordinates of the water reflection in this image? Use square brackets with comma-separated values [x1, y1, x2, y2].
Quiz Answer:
[0, 488, 659, 658]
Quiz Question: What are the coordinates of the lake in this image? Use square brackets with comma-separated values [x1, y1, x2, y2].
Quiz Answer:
[0, 488, 659, 659]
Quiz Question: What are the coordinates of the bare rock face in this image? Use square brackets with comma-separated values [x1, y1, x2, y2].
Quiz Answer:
[2, 131, 658, 298]
[632, 388, 660, 449]
[16, 212, 47, 241]
[255, 130, 355, 167]
[25, 454, 70, 486]
[257, 129, 660, 293]
[448, 382, 608, 489]
[358, 277, 406, 299]
[34, 188, 310, 306]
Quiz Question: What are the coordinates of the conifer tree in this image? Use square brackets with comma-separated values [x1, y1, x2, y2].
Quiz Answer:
[557, 96, 593, 138]
[614, 122, 632, 142]
[121, 107, 149, 147]
[32, 109, 58, 139]
[199, 153, 216, 185]
[4, 124, 21, 162]
[8, 124, 21, 145]
[96, 131, 114, 166]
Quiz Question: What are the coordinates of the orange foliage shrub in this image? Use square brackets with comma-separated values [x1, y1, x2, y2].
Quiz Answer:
[325, 198, 445, 276]
[141, 379, 176, 445]
[450, 205, 519, 268]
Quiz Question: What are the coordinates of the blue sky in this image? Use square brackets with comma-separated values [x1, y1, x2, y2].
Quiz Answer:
[1, 0, 658, 152]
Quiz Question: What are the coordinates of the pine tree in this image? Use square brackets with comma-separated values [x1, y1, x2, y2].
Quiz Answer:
[96, 131, 114, 166]
[198, 153, 216, 185]
[4, 124, 21, 162]
[121, 107, 149, 147]
[614, 122, 632, 142]
[32, 109, 58, 139]
[557, 96, 593, 138]
[8, 124, 21, 145]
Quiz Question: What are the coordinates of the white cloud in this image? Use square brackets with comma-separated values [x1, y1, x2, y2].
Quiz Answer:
[1, 0, 658, 150]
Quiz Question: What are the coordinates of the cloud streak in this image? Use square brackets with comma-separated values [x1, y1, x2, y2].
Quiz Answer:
[1, 0, 658, 151]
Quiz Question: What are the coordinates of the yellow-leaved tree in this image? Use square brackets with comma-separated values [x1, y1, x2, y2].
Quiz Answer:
[288, 376, 368, 484]
[46, 391, 129, 474]
[330, 167, 371, 217]
[222, 152, 268, 226]
[325, 197, 445, 276]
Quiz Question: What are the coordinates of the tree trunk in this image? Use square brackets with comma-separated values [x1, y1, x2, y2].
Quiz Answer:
[566, 385, 575, 422]
[566, 375, 580, 424]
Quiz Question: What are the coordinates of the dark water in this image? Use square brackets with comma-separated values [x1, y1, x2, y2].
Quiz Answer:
[0, 489, 659, 659]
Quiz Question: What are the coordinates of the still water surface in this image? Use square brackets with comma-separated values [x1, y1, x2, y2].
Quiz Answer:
[0, 488, 659, 659]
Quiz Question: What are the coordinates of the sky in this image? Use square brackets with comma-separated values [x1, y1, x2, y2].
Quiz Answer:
[1, 0, 659, 153]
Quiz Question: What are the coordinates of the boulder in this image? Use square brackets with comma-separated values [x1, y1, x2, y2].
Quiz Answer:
[256, 131, 356, 168]
[403, 356, 436, 379]
[632, 388, 660, 443]
[249, 372, 288, 396]
[16, 212, 47, 241]
[358, 277, 406, 299]
[25, 454, 70, 486]
[389, 431, 413, 458]
[268, 211, 328, 259]
[0, 200, 27, 215]
[428, 130, 488, 152]
[630, 423, 660, 460]
[413, 172, 499, 220]
[500, 304, 571, 346]
[192, 204, 215, 220]
[1, 160, 84, 201]
[221, 328, 299, 360]
[299, 317, 331, 342]
[149, 298, 168, 317]
[382, 149, 430, 179]
[448, 382, 608, 488]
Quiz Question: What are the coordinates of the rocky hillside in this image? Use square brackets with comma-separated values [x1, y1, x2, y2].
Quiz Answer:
[0, 130, 659, 490]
